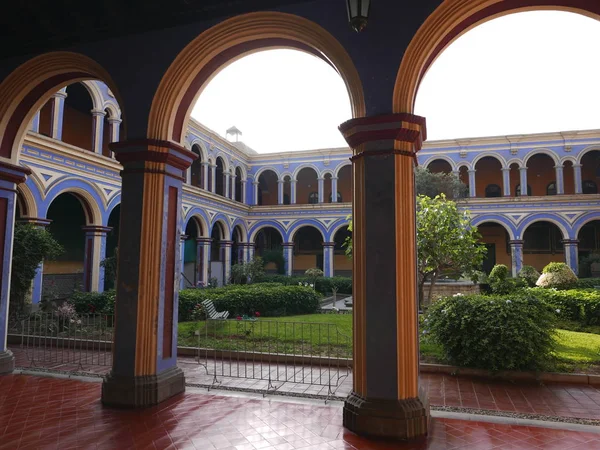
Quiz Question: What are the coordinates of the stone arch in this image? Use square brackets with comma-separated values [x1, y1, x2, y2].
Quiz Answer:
[248, 221, 287, 243]
[292, 164, 320, 180]
[189, 139, 209, 162]
[210, 216, 231, 240]
[560, 155, 577, 166]
[576, 144, 600, 165]
[106, 195, 122, 222]
[16, 182, 39, 218]
[43, 185, 103, 226]
[573, 213, 600, 238]
[519, 215, 572, 240]
[334, 161, 352, 178]
[233, 163, 247, 181]
[393, 1, 600, 114]
[288, 221, 327, 243]
[103, 101, 121, 120]
[472, 152, 506, 169]
[79, 80, 105, 112]
[328, 219, 352, 242]
[231, 223, 248, 243]
[148, 11, 365, 145]
[422, 155, 456, 171]
[254, 166, 281, 181]
[523, 148, 559, 166]
[471, 216, 516, 241]
[185, 214, 209, 238]
[505, 158, 523, 169]
[0, 51, 123, 162]
[320, 168, 335, 178]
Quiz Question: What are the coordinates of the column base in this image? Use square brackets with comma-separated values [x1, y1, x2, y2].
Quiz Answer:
[0, 350, 15, 374]
[343, 387, 429, 440]
[101, 366, 185, 408]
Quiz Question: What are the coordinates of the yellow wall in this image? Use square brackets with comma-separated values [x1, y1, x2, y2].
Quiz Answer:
[523, 253, 564, 272]
[44, 261, 84, 275]
[478, 225, 511, 269]
[294, 254, 316, 271]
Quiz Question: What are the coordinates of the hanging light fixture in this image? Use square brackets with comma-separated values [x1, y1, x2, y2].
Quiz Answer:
[346, 0, 370, 32]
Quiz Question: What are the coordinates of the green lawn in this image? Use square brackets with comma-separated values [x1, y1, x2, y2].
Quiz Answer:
[177, 314, 600, 372]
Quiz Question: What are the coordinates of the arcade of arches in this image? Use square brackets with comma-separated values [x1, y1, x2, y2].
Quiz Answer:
[4, 1, 600, 443]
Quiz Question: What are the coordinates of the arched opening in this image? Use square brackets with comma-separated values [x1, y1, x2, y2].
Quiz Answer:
[323, 173, 333, 204]
[62, 83, 95, 151]
[210, 222, 227, 286]
[282, 175, 291, 205]
[474, 157, 502, 198]
[564, 160, 575, 195]
[257, 170, 278, 206]
[183, 218, 202, 288]
[235, 167, 243, 203]
[427, 159, 452, 175]
[458, 166, 469, 195]
[190, 144, 203, 188]
[526, 154, 556, 196]
[43, 193, 88, 298]
[523, 221, 565, 271]
[581, 150, 600, 194]
[101, 108, 112, 157]
[104, 205, 120, 290]
[578, 220, 600, 277]
[337, 165, 352, 203]
[477, 222, 511, 274]
[215, 157, 225, 197]
[254, 227, 283, 274]
[508, 163, 520, 197]
[333, 227, 352, 277]
[293, 226, 323, 275]
[297, 167, 319, 205]
[232, 226, 245, 266]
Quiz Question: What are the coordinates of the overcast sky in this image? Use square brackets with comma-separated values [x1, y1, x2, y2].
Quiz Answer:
[193, 11, 600, 152]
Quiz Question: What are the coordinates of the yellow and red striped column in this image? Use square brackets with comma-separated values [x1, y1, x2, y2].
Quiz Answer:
[339, 113, 429, 440]
[101, 139, 196, 408]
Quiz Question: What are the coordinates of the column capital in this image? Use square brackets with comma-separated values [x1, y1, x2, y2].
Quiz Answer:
[501, 167, 511, 172]
[180, 234, 188, 242]
[81, 225, 112, 235]
[290, 179, 297, 184]
[196, 237, 212, 244]
[107, 117, 122, 125]
[322, 241, 336, 248]
[573, 163, 583, 168]
[278, 179, 285, 184]
[562, 239, 579, 245]
[339, 113, 426, 156]
[0, 161, 31, 184]
[331, 176, 339, 181]
[508, 240, 524, 246]
[91, 109, 107, 117]
[52, 91, 68, 100]
[282, 242, 295, 248]
[554, 164, 564, 169]
[252, 180, 259, 186]
[110, 139, 197, 177]
[17, 217, 51, 227]
[519, 166, 528, 171]
[468, 169, 476, 174]
[219, 240, 234, 247]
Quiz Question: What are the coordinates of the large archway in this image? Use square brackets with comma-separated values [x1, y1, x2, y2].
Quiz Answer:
[147, 11, 365, 147]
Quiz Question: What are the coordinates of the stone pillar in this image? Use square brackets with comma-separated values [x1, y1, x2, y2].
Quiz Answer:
[201, 162, 209, 190]
[283, 242, 294, 277]
[179, 235, 188, 290]
[247, 243, 256, 262]
[224, 172, 230, 198]
[290, 180, 297, 204]
[339, 113, 429, 440]
[241, 179, 247, 204]
[108, 117, 121, 144]
[555, 165, 564, 195]
[501, 168, 511, 197]
[468, 169, 476, 198]
[231, 174, 236, 201]
[563, 239, 579, 275]
[331, 177, 339, 203]
[574, 164, 583, 194]
[519, 167, 528, 196]
[323, 242, 335, 277]
[253, 181, 259, 205]
[196, 237, 211, 287]
[31, 111, 40, 133]
[509, 240, 524, 277]
[0, 162, 31, 374]
[101, 140, 195, 408]
[278, 180, 284, 205]
[82, 225, 111, 293]
[50, 90, 67, 140]
[221, 240, 233, 284]
[91, 109, 106, 154]
[16, 218, 52, 304]
[318, 177, 325, 203]
[210, 164, 217, 193]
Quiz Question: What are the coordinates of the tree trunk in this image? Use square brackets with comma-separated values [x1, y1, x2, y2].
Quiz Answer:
[427, 271, 439, 307]
[418, 275, 427, 312]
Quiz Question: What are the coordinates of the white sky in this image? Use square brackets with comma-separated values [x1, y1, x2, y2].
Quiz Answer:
[192, 11, 600, 152]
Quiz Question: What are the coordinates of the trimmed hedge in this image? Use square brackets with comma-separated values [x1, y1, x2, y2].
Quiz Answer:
[424, 293, 556, 371]
[69, 290, 115, 315]
[179, 284, 320, 321]
[529, 287, 600, 325]
[254, 275, 352, 294]
[574, 278, 600, 290]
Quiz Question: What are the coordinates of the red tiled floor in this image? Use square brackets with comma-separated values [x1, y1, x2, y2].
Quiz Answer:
[11, 344, 600, 421]
[2, 375, 600, 450]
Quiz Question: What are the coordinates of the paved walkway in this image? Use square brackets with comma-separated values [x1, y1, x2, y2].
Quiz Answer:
[2, 374, 600, 449]
[9, 345, 600, 421]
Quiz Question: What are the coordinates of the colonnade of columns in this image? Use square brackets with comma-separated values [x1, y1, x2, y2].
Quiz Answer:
[462, 163, 585, 198]
[253, 174, 341, 205]
[508, 238, 580, 277]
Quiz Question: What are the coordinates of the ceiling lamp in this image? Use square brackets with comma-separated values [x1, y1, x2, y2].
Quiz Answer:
[346, 0, 370, 32]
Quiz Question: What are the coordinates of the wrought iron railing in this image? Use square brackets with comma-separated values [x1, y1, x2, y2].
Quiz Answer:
[195, 319, 352, 399]
[17, 312, 114, 370]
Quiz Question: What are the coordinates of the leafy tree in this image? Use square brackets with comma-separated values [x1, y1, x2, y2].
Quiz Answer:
[10, 223, 63, 311]
[101, 248, 118, 290]
[343, 214, 352, 258]
[262, 247, 286, 274]
[415, 166, 468, 200]
[230, 257, 265, 284]
[305, 267, 323, 287]
[417, 194, 486, 308]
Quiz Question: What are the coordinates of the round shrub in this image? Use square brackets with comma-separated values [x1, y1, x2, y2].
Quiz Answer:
[424, 294, 556, 371]
[488, 264, 524, 294]
[179, 284, 320, 321]
[537, 262, 578, 289]
[518, 265, 540, 287]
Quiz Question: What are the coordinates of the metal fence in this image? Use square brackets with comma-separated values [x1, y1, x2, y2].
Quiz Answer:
[195, 319, 352, 398]
[16, 312, 114, 370]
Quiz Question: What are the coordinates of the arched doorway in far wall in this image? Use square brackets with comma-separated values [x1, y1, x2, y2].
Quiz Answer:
[210, 222, 228, 286]
[257, 170, 278, 206]
[293, 226, 323, 275]
[333, 226, 352, 277]
[104, 205, 120, 290]
[577, 220, 600, 277]
[232, 226, 245, 266]
[522, 221, 565, 272]
[476, 222, 512, 274]
[254, 227, 284, 274]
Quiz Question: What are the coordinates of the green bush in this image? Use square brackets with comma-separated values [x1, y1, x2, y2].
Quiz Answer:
[424, 293, 556, 371]
[178, 284, 320, 321]
[68, 290, 116, 315]
[488, 264, 524, 294]
[537, 262, 578, 289]
[518, 265, 540, 287]
[254, 275, 352, 294]
[529, 287, 600, 325]
[579, 254, 600, 278]
[574, 278, 600, 290]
